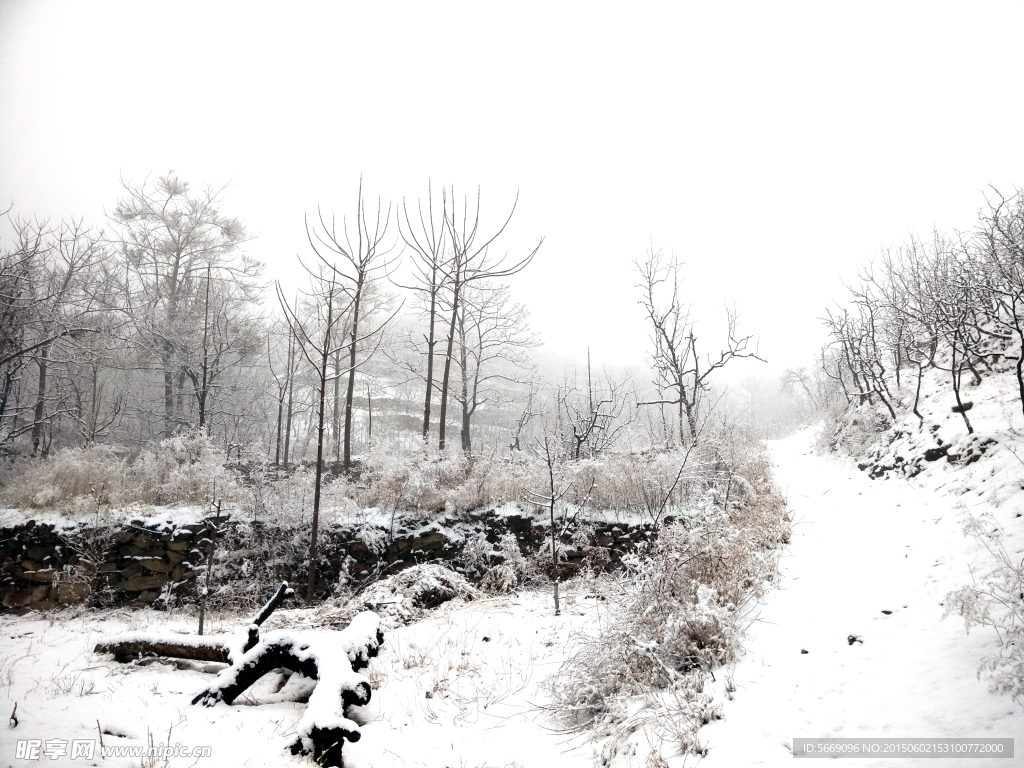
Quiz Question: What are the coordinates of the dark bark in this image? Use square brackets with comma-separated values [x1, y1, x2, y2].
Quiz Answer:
[95, 638, 232, 664]
[30, 343, 49, 457]
[344, 281, 362, 470]
[438, 279, 461, 451]
[309, 294, 334, 601]
[283, 329, 295, 469]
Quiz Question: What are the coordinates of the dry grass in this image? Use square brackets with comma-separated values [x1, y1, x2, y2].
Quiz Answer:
[544, 434, 789, 758]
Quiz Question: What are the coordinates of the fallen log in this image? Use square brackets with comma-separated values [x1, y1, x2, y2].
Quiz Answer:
[193, 612, 384, 767]
[94, 581, 295, 663]
[94, 635, 235, 663]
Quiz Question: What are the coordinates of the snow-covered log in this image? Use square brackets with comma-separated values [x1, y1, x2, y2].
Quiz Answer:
[94, 633, 242, 663]
[192, 611, 384, 767]
[94, 581, 295, 663]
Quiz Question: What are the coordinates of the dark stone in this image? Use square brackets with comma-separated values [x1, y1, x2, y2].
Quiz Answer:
[115, 574, 169, 592]
[57, 583, 90, 604]
[2, 583, 50, 608]
[140, 558, 173, 574]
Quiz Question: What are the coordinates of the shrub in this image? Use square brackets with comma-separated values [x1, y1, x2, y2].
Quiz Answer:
[0, 431, 237, 511]
[944, 506, 1024, 706]
[545, 437, 788, 757]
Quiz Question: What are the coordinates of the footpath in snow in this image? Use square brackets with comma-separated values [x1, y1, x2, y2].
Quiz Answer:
[699, 426, 1024, 767]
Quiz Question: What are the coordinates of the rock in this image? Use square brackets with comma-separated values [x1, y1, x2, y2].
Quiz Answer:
[167, 550, 186, 565]
[20, 567, 58, 583]
[140, 558, 174, 574]
[120, 562, 148, 580]
[2, 583, 50, 608]
[24, 545, 52, 561]
[57, 583, 90, 604]
[115, 574, 170, 592]
[167, 541, 191, 552]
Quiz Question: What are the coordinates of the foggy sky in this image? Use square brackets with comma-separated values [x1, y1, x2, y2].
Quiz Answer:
[3, 1, 1024, 376]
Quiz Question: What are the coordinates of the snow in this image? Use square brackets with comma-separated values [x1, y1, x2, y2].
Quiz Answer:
[3, 416, 1023, 766]
[698, 425, 1024, 767]
[0, 504, 225, 534]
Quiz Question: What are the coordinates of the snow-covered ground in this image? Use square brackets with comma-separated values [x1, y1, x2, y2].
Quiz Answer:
[2, 424, 1022, 767]
[700, 425, 1024, 767]
[0, 590, 609, 767]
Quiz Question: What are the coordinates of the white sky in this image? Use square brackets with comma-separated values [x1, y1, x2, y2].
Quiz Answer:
[2, 0, 1024, 376]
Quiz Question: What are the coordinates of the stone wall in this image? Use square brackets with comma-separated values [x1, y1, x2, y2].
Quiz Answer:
[0, 508, 658, 613]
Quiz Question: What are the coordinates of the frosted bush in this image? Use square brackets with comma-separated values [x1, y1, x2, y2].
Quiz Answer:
[0, 430, 237, 510]
[546, 439, 787, 757]
[944, 507, 1024, 706]
[463, 532, 529, 592]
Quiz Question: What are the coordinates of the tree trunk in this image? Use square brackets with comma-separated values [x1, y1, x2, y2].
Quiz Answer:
[198, 265, 212, 431]
[438, 280, 461, 451]
[950, 336, 974, 434]
[274, 394, 283, 466]
[333, 343, 342, 465]
[422, 290, 437, 442]
[284, 331, 295, 469]
[192, 613, 383, 768]
[31, 343, 49, 457]
[366, 382, 373, 443]
[163, 343, 175, 438]
[308, 299, 333, 602]
[344, 284, 363, 471]
[459, 307, 471, 453]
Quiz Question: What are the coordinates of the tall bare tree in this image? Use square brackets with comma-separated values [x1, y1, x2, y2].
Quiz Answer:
[636, 247, 763, 444]
[452, 281, 538, 452]
[437, 190, 542, 450]
[397, 183, 451, 443]
[304, 181, 399, 470]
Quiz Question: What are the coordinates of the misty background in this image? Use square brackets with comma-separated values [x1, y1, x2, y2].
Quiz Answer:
[4, 1, 1024, 377]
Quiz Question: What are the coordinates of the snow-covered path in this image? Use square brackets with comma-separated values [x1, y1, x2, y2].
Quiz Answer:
[700, 426, 1024, 767]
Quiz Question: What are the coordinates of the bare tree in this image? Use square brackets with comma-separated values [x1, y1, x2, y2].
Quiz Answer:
[397, 183, 451, 442]
[437, 189, 542, 450]
[452, 281, 538, 453]
[0, 215, 109, 454]
[636, 247, 763, 445]
[277, 264, 350, 602]
[557, 362, 636, 461]
[112, 172, 260, 438]
[523, 433, 592, 616]
[278, 252, 400, 600]
[979, 188, 1024, 419]
[304, 180, 399, 470]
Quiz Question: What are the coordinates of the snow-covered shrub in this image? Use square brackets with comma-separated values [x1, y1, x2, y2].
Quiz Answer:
[132, 430, 237, 505]
[0, 430, 238, 510]
[321, 563, 480, 627]
[2, 444, 128, 508]
[820, 402, 893, 457]
[463, 532, 529, 592]
[944, 507, 1024, 706]
[546, 440, 787, 756]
